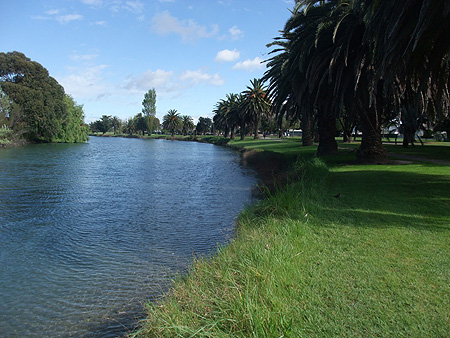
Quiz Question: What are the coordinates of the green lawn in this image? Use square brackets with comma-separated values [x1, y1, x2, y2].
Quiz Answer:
[133, 139, 450, 337]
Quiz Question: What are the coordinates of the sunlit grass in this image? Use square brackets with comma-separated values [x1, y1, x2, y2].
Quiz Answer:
[132, 139, 450, 338]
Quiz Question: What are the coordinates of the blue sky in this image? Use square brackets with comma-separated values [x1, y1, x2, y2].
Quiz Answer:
[1, 0, 294, 123]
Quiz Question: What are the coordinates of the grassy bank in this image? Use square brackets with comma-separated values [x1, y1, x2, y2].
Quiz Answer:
[132, 140, 450, 337]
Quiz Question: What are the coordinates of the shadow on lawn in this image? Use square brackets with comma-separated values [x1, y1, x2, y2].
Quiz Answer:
[316, 168, 450, 232]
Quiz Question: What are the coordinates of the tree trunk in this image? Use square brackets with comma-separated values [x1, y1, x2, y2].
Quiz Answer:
[240, 122, 246, 140]
[402, 128, 415, 147]
[357, 108, 387, 163]
[317, 111, 338, 155]
[301, 108, 313, 146]
[253, 115, 260, 139]
[230, 128, 235, 140]
[343, 131, 351, 143]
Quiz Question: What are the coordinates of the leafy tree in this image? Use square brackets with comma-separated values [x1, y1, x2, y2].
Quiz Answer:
[0, 85, 20, 130]
[0, 51, 88, 143]
[125, 117, 136, 135]
[152, 116, 161, 132]
[0, 85, 11, 123]
[162, 109, 180, 139]
[134, 113, 147, 135]
[95, 115, 112, 134]
[0, 51, 66, 142]
[195, 117, 212, 135]
[142, 88, 156, 134]
[56, 95, 89, 142]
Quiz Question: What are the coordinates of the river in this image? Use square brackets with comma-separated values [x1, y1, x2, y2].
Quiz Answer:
[0, 137, 257, 337]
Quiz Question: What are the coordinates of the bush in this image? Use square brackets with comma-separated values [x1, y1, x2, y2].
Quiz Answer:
[0, 124, 13, 145]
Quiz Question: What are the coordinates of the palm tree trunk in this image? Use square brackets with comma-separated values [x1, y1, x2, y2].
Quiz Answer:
[301, 108, 313, 146]
[253, 115, 260, 139]
[230, 128, 235, 140]
[317, 110, 338, 155]
[357, 107, 387, 163]
[240, 122, 246, 140]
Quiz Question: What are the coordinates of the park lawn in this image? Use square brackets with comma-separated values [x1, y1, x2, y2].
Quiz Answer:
[337, 139, 450, 162]
[133, 139, 450, 338]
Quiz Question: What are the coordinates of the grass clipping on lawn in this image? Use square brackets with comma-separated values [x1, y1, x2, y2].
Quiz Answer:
[133, 156, 450, 338]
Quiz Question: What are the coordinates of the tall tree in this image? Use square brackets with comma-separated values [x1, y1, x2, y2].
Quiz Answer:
[142, 88, 156, 135]
[213, 99, 230, 137]
[241, 78, 271, 139]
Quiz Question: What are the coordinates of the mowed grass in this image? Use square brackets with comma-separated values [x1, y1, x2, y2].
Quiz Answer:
[133, 140, 450, 338]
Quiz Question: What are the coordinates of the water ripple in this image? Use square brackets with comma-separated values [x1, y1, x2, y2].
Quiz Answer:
[0, 138, 256, 337]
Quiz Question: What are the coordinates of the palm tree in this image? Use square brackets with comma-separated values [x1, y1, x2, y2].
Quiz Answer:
[265, 0, 449, 160]
[242, 78, 271, 139]
[181, 115, 194, 136]
[162, 109, 180, 140]
[213, 94, 243, 139]
[112, 116, 121, 135]
[224, 93, 243, 140]
[213, 99, 229, 137]
[366, 0, 450, 147]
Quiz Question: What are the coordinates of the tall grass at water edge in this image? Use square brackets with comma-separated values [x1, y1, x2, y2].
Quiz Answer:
[133, 141, 450, 338]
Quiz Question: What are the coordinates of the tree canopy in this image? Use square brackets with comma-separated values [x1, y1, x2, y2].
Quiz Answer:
[0, 51, 89, 143]
[262, 0, 450, 162]
[142, 88, 157, 134]
[162, 109, 180, 139]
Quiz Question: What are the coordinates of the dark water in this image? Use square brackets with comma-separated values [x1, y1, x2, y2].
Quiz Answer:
[0, 137, 256, 338]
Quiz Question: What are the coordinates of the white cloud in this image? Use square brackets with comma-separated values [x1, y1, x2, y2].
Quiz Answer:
[232, 57, 264, 71]
[57, 14, 83, 24]
[228, 25, 244, 40]
[80, 0, 103, 5]
[179, 69, 224, 86]
[151, 11, 219, 42]
[125, 0, 144, 14]
[92, 20, 108, 26]
[215, 49, 240, 63]
[45, 9, 60, 15]
[32, 10, 83, 24]
[125, 69, 175, 92]
[58, 64, 111, 100]
[70, 53, 99, 61]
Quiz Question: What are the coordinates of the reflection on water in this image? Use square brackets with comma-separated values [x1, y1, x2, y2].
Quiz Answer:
[0, 137, 256, 337]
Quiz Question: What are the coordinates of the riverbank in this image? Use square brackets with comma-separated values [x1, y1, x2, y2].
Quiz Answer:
[130, 139, 450, 337]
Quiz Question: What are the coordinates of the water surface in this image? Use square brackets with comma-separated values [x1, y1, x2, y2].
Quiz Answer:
[0, 137, 256, 337]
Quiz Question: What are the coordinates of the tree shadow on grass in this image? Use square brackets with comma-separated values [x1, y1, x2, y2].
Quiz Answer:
[315, 168, 450, 232]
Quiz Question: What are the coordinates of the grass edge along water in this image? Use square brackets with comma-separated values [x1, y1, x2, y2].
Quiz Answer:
[131, 139, 450, 338]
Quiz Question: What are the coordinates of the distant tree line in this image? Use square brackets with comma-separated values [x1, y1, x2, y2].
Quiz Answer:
[0, 51, 89, 144]
[90, 111, 213, 138]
